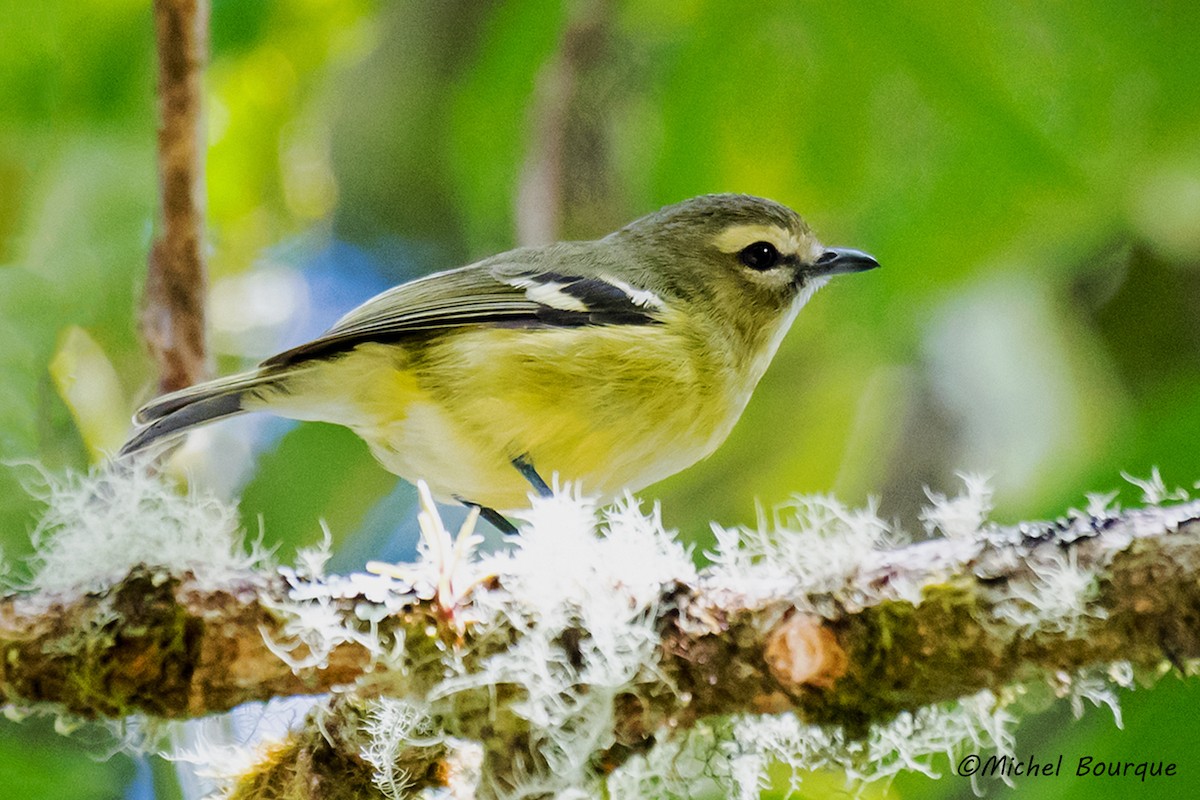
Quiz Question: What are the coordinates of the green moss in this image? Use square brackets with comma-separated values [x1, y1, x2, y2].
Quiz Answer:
[229, 727, 388, 800]
[49, 568, 199, 718]
[804, 580, 1011, 735]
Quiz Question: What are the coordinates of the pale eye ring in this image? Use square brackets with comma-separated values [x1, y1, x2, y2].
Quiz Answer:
[739, 241, 780, 270]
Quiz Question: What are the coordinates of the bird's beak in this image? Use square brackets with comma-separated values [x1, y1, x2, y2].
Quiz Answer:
[813, 247, 880, 277]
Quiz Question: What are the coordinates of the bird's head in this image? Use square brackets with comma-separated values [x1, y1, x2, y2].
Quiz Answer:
[611, 193, 879, 336]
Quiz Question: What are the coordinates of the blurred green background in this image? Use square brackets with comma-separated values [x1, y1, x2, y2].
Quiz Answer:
[3, 0, 1200, 797]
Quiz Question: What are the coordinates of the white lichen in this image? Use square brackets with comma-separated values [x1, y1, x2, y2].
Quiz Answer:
[247, 484, 695, 798]
[921, 473, 994, 539]
[265, 520, 420, 672]
[724, 691, 1013, 795]
[263, 563, 418, 671]
[18, 462, 268, 594]
[360, 698, 439, 800]
[605, 720, 728, 800]
[706, 494, 898, 604]
[609, 691, 1015, 799]
[1083, 490, 1121, 519]
[1123, 467, 1189, 506]
[431, 486, 694, 798]
[1055, 663, 1133, 727]
[995, 548, 1104, 638]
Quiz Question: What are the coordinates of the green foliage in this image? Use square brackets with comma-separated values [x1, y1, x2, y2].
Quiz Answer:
[0, 718, 136, 800]
[238, 422, 396, 561]
[3, 0, 1200, 797]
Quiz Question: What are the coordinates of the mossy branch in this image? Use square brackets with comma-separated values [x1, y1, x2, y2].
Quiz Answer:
[2, 490, 1200, 797]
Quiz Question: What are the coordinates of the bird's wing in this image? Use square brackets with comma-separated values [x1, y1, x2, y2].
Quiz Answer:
[262, 257, 665, 368]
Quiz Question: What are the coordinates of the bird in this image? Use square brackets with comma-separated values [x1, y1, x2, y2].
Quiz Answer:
[120, 194, 878, 533]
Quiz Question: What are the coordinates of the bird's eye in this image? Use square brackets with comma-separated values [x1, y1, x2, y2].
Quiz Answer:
[738, 241, 781, 270]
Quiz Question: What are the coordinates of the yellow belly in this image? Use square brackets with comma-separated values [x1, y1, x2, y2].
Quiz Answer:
[252, 321, 758, 511]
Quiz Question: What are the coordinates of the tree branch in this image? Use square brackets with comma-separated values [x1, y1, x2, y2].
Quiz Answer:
[140, 0, 210, 394]
[3, 492, 1199, 796]
[0, 568, 375, 718]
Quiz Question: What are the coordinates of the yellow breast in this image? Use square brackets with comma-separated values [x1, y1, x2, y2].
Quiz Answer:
[253, 310, 782, 511]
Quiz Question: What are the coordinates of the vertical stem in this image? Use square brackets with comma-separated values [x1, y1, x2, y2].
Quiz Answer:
[514, 50, 571, 248]
[514, 1, 613, 248]
[141, 0, 210, 395]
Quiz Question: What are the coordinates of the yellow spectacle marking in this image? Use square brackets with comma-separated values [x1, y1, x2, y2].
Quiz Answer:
[711, 224, 804, 257]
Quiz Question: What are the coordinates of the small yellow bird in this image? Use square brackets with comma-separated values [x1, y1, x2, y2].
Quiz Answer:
[122, 194, 877, 531]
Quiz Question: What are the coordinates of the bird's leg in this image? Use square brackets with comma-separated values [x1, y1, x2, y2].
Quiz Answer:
[449, 454, 549, 536]
[477, 505, 518, 536]
[456, 497, 518, 536]
[512, 453, 552, 497]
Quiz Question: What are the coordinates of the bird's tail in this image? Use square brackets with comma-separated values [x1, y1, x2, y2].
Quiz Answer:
[119, 369, 282, 457]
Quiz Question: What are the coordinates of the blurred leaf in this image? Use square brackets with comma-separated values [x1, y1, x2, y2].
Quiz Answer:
[448, 2, 569, 255]
[0, 717, 135, 800]
[237, 422, 395, 561]
[0, 268, 58, 457]
[0, 0, 151, 124]
[211, 0, 273, 55]
[207, 0, 376, 274]
[0, 267, 83, 560]
[49, 326, 128, 461]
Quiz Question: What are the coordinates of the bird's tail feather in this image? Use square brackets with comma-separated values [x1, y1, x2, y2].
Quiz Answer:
[119, 370, 279, 457]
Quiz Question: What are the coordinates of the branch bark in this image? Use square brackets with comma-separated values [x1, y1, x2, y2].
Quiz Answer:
[3, 499, 1200, 796]
[140, 0, 211, 394]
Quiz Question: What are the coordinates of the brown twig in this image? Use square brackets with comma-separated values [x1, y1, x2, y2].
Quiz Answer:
[140, 0, 211, 394]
